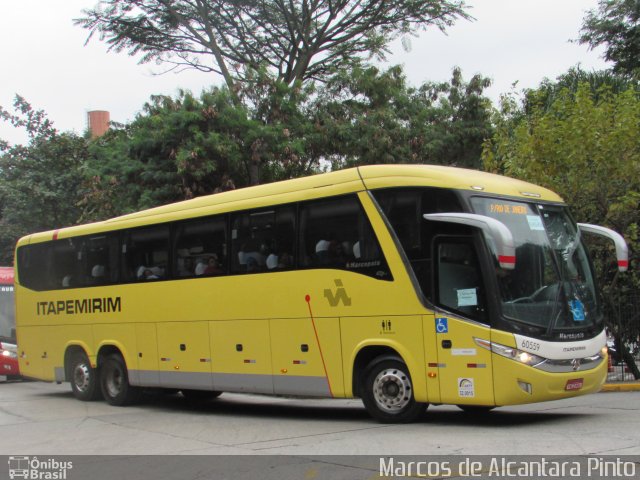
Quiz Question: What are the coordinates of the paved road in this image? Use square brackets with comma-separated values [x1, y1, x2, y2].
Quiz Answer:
[0, 380, 638, 457]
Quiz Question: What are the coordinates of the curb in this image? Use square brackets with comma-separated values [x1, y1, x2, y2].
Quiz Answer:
[601, 382, 640, 392]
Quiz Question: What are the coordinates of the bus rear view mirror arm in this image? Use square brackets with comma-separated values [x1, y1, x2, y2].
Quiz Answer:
[577, 224, 629, 272]
[423, 213, 516, 270]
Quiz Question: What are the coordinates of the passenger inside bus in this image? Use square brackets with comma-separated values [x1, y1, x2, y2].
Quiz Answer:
[137, 266, 162, 280]
[202, 255, 223, 275]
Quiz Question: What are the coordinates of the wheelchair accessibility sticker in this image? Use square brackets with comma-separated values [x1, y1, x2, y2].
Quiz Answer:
[436, 317, 448, 334]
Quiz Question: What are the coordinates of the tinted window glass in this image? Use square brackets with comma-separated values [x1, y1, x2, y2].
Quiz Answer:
[18, 195, 396, 291]
[299, 195, 390, 280]
[231, 206, 295, 274]
[50, 239, 83, 289]
[81, 234, 119, 287]
[122, 226, 170, 282]
[374, 187, 464, 297]
[18, 239, 83, 291]
[436, 240, 487, 321]
[17, 243, 47, 291]
[175, 216, 227, 277]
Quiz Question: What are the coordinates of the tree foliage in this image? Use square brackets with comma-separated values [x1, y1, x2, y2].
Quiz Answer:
[524, 66, 639, 113]
[81, 83, 325, 219]
[82, 65, 493, 220]
[579, 0, 640, 75]
[483, 80, 640, 374]
[314, 65, 493, 169]
[75, 0, 470, 98]
[0, 97, 88, 264]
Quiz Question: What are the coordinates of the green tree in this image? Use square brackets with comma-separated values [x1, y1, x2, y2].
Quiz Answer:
[76, 1, 471, 186]
[83, 65, 494, 220]
[525, 67, 639, 113]
[314, 65, 493, 169]
[483, 82, 640, 377]
[76, 0, 470, 99]
[0, 96, 88, 263]
[579, 0, 640, 76]
[81, 84, 326, 220]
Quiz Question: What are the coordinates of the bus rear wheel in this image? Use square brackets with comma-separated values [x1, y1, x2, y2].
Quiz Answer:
[69, 352, 102, 401]
[100, 354, 141, 406]
[361, 357, 425, 423]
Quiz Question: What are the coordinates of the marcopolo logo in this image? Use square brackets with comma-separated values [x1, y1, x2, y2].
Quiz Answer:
[8, 456, 73, 480]
[324, 279, 352, 307]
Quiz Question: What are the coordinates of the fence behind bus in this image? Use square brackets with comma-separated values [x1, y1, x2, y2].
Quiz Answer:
[607, 292, 640, 382]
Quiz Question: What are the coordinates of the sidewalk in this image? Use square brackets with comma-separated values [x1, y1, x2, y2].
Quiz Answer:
[601, 381, 640, 392]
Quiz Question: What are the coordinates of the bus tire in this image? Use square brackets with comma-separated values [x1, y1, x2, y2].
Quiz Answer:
[361, 357, 425, 423]
[100, 354, 141, 406]
[69, 352, 102, 401]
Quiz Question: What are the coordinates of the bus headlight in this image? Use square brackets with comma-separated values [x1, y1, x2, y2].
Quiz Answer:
[475, 338, 545, 367]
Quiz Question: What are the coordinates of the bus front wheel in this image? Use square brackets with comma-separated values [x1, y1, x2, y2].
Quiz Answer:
[69, 352, 102, 401]
[100, 354, 141, 406]
[361, 357, 425, 423]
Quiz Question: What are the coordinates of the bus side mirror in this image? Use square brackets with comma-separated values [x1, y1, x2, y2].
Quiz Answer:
[578, 223, 629, 272]
[424, 213, 516, 270]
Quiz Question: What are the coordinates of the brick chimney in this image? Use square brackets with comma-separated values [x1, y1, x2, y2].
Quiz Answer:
[87, 110, 110, 138]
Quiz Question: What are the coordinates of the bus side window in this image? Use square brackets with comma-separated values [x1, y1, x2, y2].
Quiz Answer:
[17, 243, 50, 291]
[122, 225, 170, 282]
[266, 207, 295, 271]
[373, 187, 464, 300]
[51, 239, 83, 290]
[174, 216, 227, 278]
[299, 195, 391, 279]
[231, 206, 295, 274]
[82, 234, 119, 286]
[231, 211, 267, 274]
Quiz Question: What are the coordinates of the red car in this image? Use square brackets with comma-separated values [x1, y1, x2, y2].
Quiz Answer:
[0, 341, 19, 377]
[0, 267, 18, 379]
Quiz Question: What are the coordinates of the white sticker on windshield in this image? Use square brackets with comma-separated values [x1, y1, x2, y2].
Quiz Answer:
[457, 288, 478, 307]
[526, 215, 545, 231]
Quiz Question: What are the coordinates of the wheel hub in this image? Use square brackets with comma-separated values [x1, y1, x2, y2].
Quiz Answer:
[73, 364, 91, 392]
[106, 369, 123, 398]
[372, 368, 412, 412]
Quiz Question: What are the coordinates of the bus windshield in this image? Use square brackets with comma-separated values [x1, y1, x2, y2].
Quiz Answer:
[471, 197, 600, 334]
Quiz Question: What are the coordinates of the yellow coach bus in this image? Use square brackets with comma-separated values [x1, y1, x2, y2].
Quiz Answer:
[14, 165, 628, 422]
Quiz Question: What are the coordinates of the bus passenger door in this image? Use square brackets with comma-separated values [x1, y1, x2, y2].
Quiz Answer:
[156, 321, 213, 391]
[433, 238, 495, 406]
[270, 317, 342, 398]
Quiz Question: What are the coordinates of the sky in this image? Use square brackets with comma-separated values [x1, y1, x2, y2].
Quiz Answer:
[0, 0, 610, 146]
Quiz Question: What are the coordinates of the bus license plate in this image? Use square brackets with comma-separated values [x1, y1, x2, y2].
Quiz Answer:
[565, 378, 584, 391]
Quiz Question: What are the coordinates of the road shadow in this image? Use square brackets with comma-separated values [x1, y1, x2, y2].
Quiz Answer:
[139, 390, 588, 428]
[30, 385, 590, 427]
